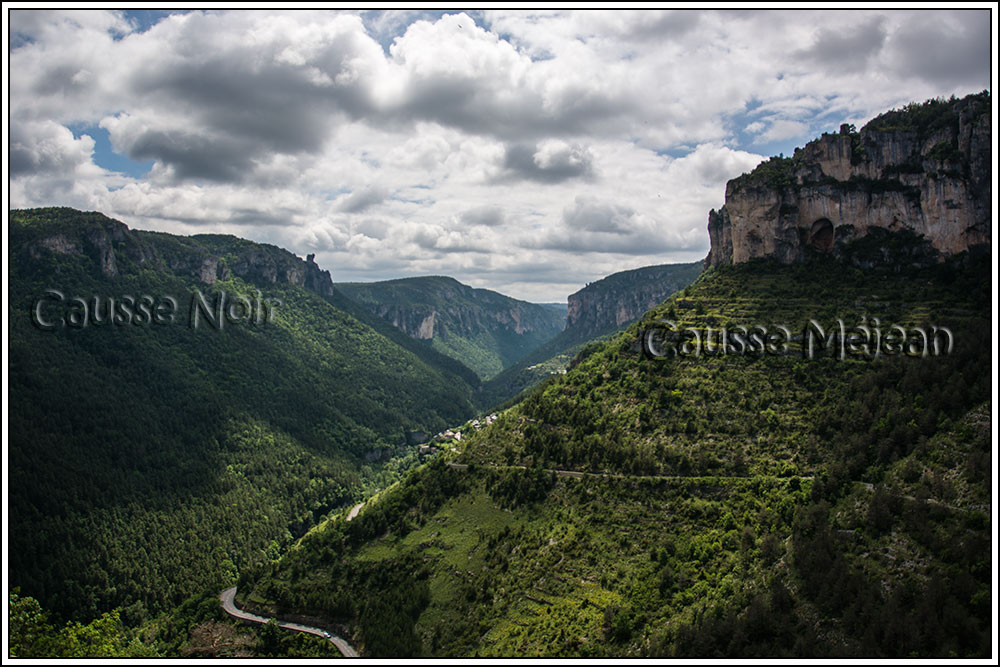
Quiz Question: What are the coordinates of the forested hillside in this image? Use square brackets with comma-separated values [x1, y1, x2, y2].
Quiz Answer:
[336, 276, 565, 381]
[241, 251, 991, 657]
[8, 208, 478, 624]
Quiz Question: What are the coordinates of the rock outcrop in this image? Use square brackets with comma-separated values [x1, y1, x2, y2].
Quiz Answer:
[566, 262, 703, 338]
[336, 276, 565, 343]
[706, 92, 991, 268]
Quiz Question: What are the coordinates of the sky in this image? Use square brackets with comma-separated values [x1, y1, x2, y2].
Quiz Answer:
[6, 7, 993, 302]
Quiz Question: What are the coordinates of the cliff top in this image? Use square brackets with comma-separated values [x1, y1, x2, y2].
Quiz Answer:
[730, 90, 990, 192]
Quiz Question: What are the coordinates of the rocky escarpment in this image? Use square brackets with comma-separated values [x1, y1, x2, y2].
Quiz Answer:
[566, 262, 703, 338]
[707, 92, 991, 268]
[24, 211, 154, 279]
[14, 207, 335, 297]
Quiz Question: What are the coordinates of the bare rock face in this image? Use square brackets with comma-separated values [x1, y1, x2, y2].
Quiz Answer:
[706, 92, 991, 268]
[303, 254, 335, 298]
[565, 262, 703, 338]
[24, 212, 156, 278]
[226, 248, 333, 296]
[417, 312, 436, 339]
[29, 234, 81, 260]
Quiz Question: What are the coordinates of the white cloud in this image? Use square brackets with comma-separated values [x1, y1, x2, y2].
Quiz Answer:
[753, 119, 811, 144]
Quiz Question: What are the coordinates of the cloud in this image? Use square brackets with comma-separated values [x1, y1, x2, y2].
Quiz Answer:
[752, 119, 811, 144]
[666, 143, 765, 187]
[562, 196, 634, 235]
[885, 11, 991, 88]
[460, 205, 505, 227]
[796, 16, 887, 73]
[353, 217, 391, 239]
[499, 140, 595, 183]
[10, 120, 97, 177]
[101, 115, 256, 183]
[10, 9, 132, 46]
[337, 185, 389, 213]
[410, 223, 496, 254]
[8, 9, 991, 302]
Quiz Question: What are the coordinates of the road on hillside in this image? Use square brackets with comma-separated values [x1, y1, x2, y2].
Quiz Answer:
[446, 460, 795, 482]
[219, 587, 358, 658]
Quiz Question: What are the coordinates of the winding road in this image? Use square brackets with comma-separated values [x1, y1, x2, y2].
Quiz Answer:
[219, 587, 358, 658]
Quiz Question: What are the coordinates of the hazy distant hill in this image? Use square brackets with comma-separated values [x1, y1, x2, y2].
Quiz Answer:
[335, 276, 566, 381]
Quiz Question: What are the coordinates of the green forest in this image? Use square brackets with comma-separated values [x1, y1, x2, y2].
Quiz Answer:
[8, 208, 478, 629]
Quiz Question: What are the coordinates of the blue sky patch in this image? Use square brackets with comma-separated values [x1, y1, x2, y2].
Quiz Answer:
[70, 123, 154, 177]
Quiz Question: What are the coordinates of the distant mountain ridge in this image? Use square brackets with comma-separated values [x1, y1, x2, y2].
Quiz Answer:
[335, 276, 565, 381]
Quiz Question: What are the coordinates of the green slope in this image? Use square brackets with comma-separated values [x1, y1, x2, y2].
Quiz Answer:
[8, 207, 477, 623]
[241, 251, 991, 657]
[335, 276, 565, 381]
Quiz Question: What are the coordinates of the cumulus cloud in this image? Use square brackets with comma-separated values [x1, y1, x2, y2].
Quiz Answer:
[884, 11, 991, 88]
[563, 196, 635, 235]
[752, 119, 811, 144]
[796, 16, 888, 73]
[10, 120, 96, 177]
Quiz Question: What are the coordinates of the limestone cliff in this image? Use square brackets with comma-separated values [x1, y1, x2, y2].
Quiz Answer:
[566, 262, 703, 339]
[707, 92, 991, 267]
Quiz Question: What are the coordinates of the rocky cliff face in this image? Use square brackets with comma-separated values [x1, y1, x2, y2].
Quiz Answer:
[370, 300, 544, 341]
[566, 262, 704, 338]
[706, 92, 991, 268]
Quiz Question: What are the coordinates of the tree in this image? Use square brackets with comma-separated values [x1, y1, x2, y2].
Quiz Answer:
[9, 589, 57, 657]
